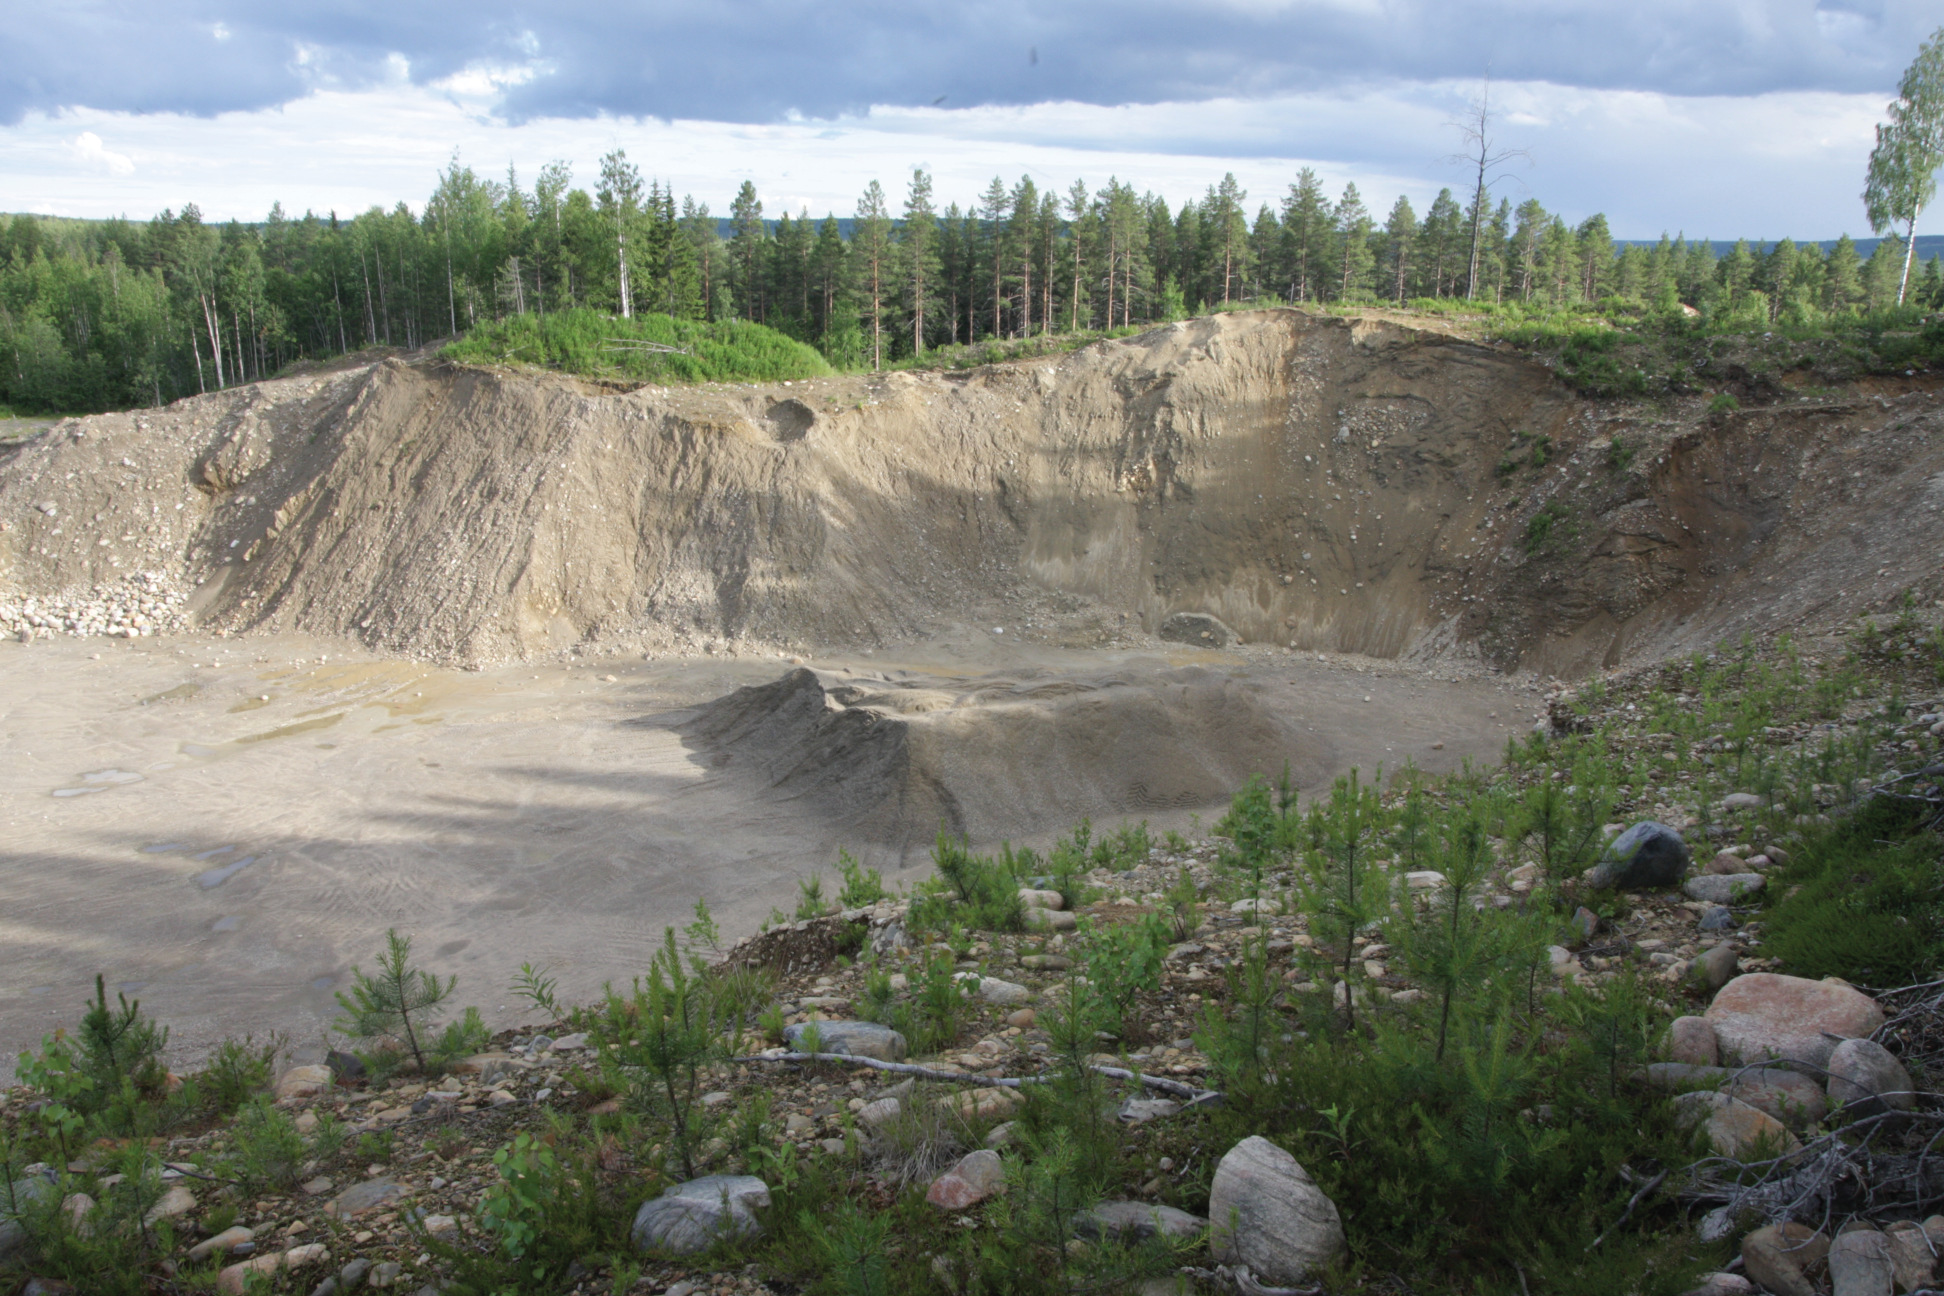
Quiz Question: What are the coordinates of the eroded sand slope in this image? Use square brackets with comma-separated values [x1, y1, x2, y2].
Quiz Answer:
[9, 309, 1939, 673]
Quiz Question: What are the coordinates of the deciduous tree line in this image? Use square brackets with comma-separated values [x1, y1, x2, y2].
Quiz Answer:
[3, 150, 1940, 413]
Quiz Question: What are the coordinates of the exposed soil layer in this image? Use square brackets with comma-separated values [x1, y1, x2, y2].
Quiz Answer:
[6, 309, 1940, 672]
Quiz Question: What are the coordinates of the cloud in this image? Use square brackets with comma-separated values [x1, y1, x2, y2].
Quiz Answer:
[70, 130, 134, 175]
[3, 0, 1936, 126]
[0, 77, 1884, 240]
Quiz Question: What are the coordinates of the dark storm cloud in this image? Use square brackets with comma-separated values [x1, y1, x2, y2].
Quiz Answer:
[4, 1, 1936, 126]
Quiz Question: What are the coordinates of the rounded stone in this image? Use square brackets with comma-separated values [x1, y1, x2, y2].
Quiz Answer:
[1587, 821, 1691, 891]
[1207, 1135, 1345, 1285]
[1667, 1016, 1719, 1067]
[631, 1175, 770, 1255]
[1825, 1037, 1915, 1117]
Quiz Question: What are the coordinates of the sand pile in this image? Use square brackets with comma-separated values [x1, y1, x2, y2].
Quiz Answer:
[682, 665, 1320, 852]
[4, 309, 1944, 673]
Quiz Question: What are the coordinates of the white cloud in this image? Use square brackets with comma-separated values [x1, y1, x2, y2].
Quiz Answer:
[70, 131, 134, 176]
[212, 21, 231, 42]
[0, 77, 1886, 240]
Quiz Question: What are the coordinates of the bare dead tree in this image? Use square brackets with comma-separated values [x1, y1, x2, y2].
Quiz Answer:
[1446, 76, 1531, 301]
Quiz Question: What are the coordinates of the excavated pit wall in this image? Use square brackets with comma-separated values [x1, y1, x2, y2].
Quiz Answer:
[3, 309, 1942, 672]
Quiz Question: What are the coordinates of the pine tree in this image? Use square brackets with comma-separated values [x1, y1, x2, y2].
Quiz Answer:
[1825, 234, 1864, 313]
[1383, 195, 1417, 303]
[979, 176, 1009, 339]
[853, 181, 894, 369]
[334, 930, 457, 1074]
[1207, 172, 1249, 304]
[901, 170, 938, 355]
[1576, 214, 1614, 302]
[1418, 189, 1465, 298]
[1280, 170, 1332, 303]
[729, 181, 765, 322]
[1335, 183, 1374, 300]
[1065, 180, 1093, 331]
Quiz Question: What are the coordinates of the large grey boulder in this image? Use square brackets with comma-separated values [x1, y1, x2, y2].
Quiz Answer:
[1826, 1038, 1915, 1117]
[631, 1175, 770, 1255]
[782, 1020, 907, 1062]
[1587, 822, 1691, 891]
[1207, 1136, 1345, 1285]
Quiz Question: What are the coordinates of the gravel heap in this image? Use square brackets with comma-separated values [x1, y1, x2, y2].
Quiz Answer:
[0, 569, 190, 641]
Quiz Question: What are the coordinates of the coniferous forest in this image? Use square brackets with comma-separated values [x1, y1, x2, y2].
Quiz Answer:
[3, 150, 1942, 414]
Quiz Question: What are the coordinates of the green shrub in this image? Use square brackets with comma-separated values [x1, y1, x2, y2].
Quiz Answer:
[220, 1098, 309, 1195]
[1762, 798, 1943, 984]
[1077, 914, 1168, 1036]
[835, 851, 887, 907]
[443, 308, 832, 384]
[796, 873, 828, 920]
[912, 832, 1024, 933]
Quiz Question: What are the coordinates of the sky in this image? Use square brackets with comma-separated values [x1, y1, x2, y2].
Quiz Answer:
[0, 1, 1937, 240]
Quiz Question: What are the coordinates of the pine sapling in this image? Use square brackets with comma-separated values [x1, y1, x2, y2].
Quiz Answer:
[334, 929, 457, 1074]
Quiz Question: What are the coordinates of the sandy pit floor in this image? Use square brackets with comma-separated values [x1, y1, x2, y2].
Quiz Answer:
[0, 628, 1537, 1078]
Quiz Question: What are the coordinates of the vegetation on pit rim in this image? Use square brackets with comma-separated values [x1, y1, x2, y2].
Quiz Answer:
[4, 615, 1941, 1296]
[440, 308, 833, 385]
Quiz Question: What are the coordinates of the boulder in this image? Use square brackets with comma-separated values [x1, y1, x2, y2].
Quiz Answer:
[1826, 1037, 1916, 1117]
[1118, 1098, 1181, 1124]
[631, 1175, 770, 1255]
[782, 1020, 907, 1062]
[1707, 850, 1752, 875]
[1207, 1136, 1345, 1285]
[1672, 1092, 1801, 1159]
[1683, 874, 1766, 905]
[1723, 1067, 1829, 1129]
[1159, 612, 1240, 647]
[856, 1097, 902, 1128]
[1024, 907, 1078, 931]
[1668, 1016, 1720, 1067]
[217, 1243, 329, 1296]
[323, 1179, 404, 1220]
[1678, 1274, 1753, 1296]
[1690, 944, 1741, 995]
[1884, 1221, 1936, 1293]
[1828, 1228, 1895, 1296]
[274, 1064, 335, 1101]
[1587, 822, 1691, 891]
[1017, 889, 1064, 910]
[1644, 1062, 1728, 1091]
[143, 1184, 197, 1227]
[968, 977, 1031, 1006]
[926, 1150, 1005, 1209]
[187, 1225, 255, 1263]
[1074, 1201, 1206, 1242]
[1742, 1223, 1829, 1296]
[1706, 973, 1884, 1069]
